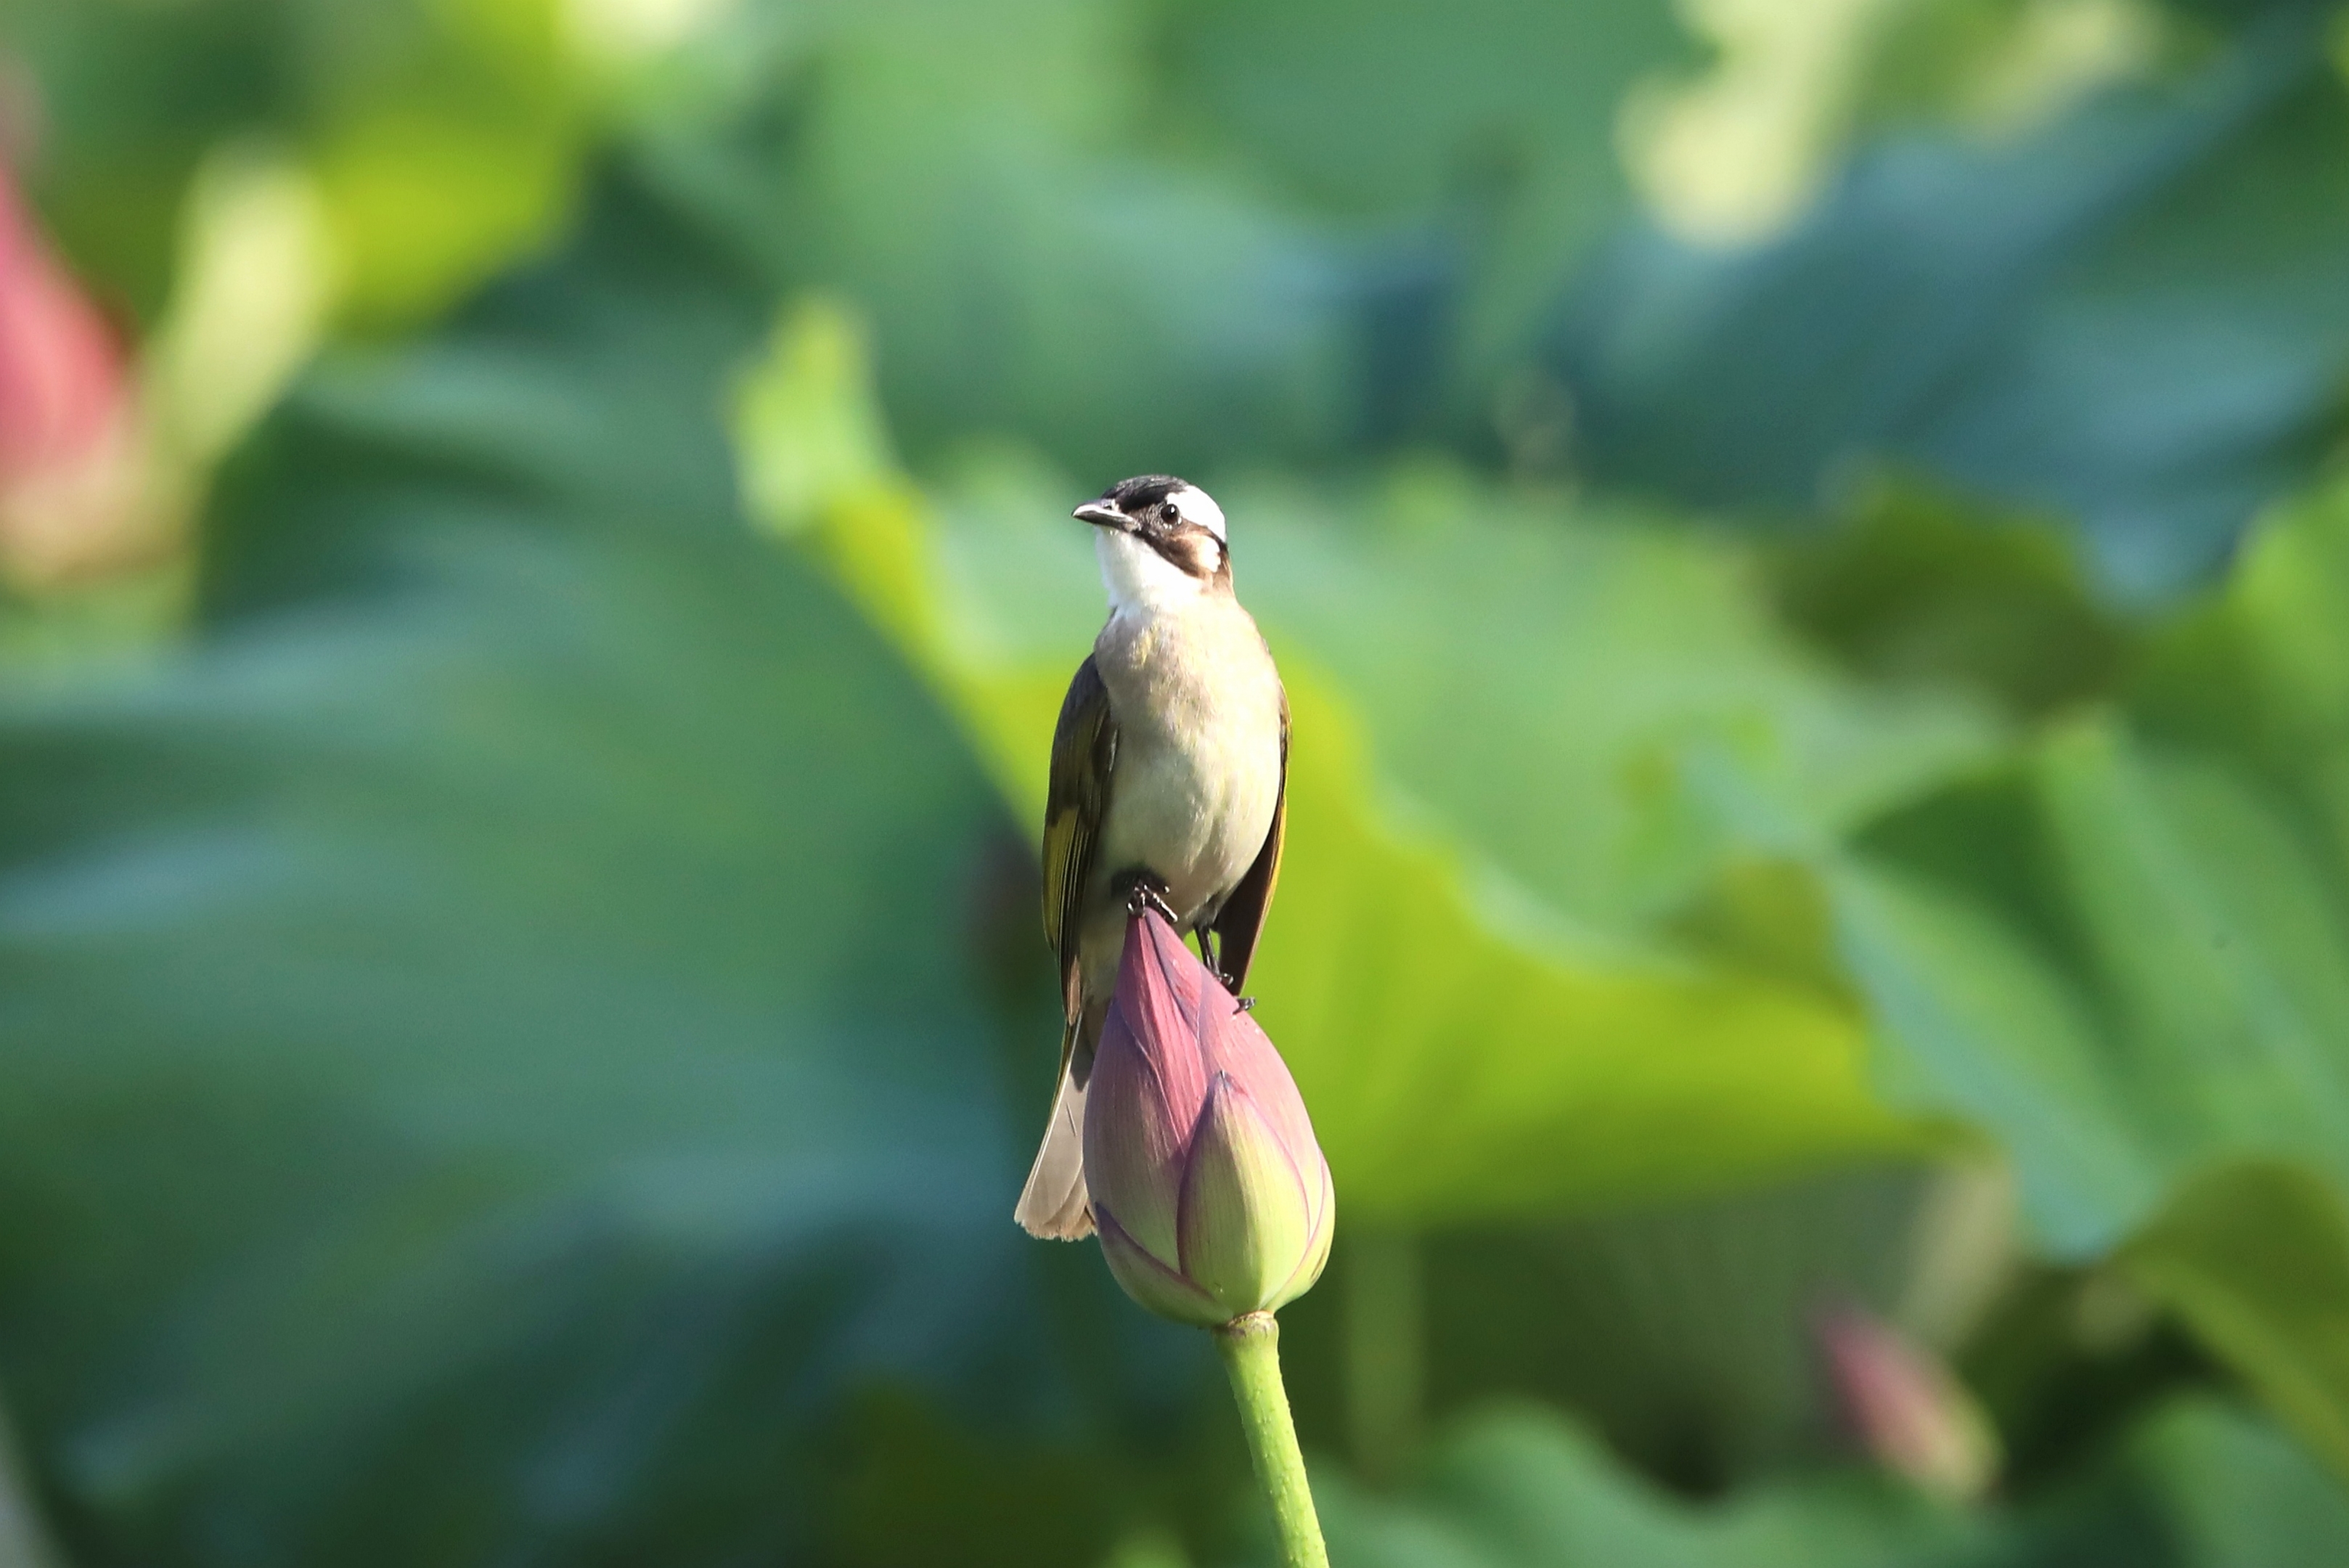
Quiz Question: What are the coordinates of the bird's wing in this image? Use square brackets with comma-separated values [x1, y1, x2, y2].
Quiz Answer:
[1042, 654, 1118, 1025]
[1211, 684, 1288, 995]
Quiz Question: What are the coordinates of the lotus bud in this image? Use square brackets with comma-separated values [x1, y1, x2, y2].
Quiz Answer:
[0, 164, 145, 583]
[1817, 1302, 1999, 1503]
[1084, 908, 1334, 1327]
[0, 170, 120, 478]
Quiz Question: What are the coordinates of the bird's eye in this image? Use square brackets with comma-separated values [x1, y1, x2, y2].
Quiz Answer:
[1159, 502, 1181, 524]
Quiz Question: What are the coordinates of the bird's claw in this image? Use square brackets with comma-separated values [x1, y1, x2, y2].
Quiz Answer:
[1235, 996, 1256, 1012]
[1121, 874, 1179, 926]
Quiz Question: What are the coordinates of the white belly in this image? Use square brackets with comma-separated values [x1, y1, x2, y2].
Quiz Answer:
[1091, 602, 1283, 928]
[1101, 714, 1280, 920]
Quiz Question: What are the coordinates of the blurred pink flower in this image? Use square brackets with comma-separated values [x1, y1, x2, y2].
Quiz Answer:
[0, 166, 120, 475]
[1084, 909, 1334, 1327]
[1818, 1302, 1998, 1503]
[0, 161, 148, 584]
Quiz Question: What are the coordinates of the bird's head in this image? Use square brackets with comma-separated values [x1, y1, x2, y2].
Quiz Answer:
[1077, 475, 1229, 610]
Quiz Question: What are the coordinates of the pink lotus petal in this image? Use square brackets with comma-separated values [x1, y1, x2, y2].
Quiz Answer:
[1082, 909, 1336, 1325]
[1818, 1303, 1998, 1503]
[1083, 988, 1190, 1263]
[1175, 1072, 1314, 1319]
[1095, 1201, 1223, 1328]
[0, 166, 124, 479]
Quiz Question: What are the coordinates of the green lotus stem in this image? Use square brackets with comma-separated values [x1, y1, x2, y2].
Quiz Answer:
[1214, 1311, 1328, 1568]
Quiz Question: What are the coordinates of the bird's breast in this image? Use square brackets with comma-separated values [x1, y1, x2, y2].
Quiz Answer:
[1093, 602, 1283, 924]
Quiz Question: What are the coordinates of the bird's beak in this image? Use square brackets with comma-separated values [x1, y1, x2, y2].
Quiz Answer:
[1074, 500, 1128, 530]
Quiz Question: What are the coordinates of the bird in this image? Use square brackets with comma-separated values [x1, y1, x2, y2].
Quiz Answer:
[1015, 475, 1290, 1241]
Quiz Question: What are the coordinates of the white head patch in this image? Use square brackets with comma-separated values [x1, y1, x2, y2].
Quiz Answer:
[1170, 483, 1227, 542]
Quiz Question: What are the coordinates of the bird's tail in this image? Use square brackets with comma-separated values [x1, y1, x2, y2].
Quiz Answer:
[1015, 1017, 1094, 1239]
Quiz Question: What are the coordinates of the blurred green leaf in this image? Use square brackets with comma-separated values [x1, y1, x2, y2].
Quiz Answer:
[2127, 1160, 2349, 1482]
[3, 0, 288, 319]
[0, 162, 1206, 1567]
[1832, 842, 2158, 1259]
[1312, 1408, 1980, 1568]
[2129, 1388, 2349, 1568]
[637, 0, 1702, 479]
[1387, 1165, 1997, 1491]
[677, 0, 1358, 480]
[1831, 475, 2349, 1162]
[1552, 4, 2349, 598]
[1765, 484, 2134, 719]
[1829, 475, 2349, 1472]
[1166, 0, 1683, 221]
[2133, 475, 2349, 869]
[1295, 1395, 2349, 1568]
[1838, 716, 2349, 1256]
[1164, 0, 1693, 424]
[302, 0, 584, 331]
[7, 0, 587, 332]
[1221, 473, 2001, 935]
[1232, 681, 1924, 1222]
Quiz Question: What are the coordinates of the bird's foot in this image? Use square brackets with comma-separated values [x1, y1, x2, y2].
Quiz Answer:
[1235, 996, 1257, 1013]
[1117, 871, 1180, 926]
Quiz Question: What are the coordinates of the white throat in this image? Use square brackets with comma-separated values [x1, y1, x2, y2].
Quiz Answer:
[1097, 529, 1206, 616]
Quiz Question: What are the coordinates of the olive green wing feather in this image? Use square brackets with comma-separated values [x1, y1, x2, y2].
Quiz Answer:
[1042, 654, 1117, 1024]
[1210, 684, 1288, 995]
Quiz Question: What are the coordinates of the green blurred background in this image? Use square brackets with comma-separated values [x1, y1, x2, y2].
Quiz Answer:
[1, 0, 2348, 1563]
